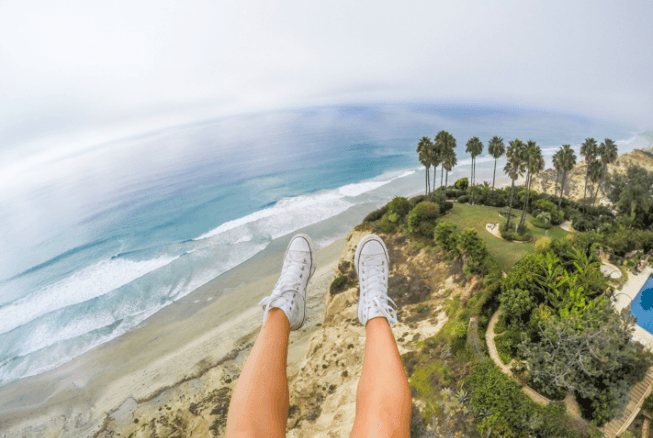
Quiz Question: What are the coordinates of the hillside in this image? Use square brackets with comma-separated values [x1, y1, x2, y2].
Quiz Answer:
[530, 142, 653, 204]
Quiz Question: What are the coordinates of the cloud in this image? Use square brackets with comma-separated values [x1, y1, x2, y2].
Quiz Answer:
[0, 0, 651, 154]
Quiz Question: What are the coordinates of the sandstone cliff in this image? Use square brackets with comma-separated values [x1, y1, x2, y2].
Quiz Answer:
[530, 145, 653, 204]
[95, 227, 478, 438]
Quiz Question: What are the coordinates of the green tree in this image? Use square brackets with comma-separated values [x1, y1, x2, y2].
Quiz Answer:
[429, 135, 442, 195]
[417, 136, 432, 197]
[458, 228, 488, 272]
[500, 288, 536, 321]
[435, 130, 457, 190]
[593, 138, 618, 205]
[465, 137, 484, 200]
[407, 201, 440, 237]
[608, 165, 653, 223]
[434, 222, 460, 254]
[587, 160, 604, 207]
[504, 139, 526, 229]
[442, 146, 457, 188]
[488, 136, 505, 190]
[580, 138, 598, 210]
[557, 144, 577, 208]
[519, 141, 544, 230]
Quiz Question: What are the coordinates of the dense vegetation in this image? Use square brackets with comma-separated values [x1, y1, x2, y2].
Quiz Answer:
[363, 136, 653, 434]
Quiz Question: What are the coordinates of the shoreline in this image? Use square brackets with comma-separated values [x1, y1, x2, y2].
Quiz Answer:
[0, 234, 346, 437]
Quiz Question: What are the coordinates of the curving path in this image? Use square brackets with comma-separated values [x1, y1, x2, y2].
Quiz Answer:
[486, 310, 551, 406]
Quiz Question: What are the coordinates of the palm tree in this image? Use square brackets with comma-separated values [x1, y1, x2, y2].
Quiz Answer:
[488, 136, 505, 190]
[417, 136, 432, 197]
[435, 130, 457, 189]
[593, 138, 618, 205]
[587, 161, 604, 206]
[552, 149, 563, 200]
[466, 137, 484, 187]
[504, 139, 526, 229]
[557, 144, 577, 208]
[519, 141, 544, 229]
[442, 147, 458, 188]
[580, 138, 598, 210]
[429, 137, 442, 195]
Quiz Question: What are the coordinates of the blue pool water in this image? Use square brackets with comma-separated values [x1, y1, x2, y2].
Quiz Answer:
[630, 276, 653, 334]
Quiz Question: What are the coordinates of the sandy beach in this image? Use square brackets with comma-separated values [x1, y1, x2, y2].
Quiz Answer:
[0, 235, 345, 438]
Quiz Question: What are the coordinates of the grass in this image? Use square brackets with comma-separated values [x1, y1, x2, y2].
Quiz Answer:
[440, 203, 569, 270]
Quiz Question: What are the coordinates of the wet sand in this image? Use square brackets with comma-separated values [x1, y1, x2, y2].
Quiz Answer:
[0, 235, 346, 437]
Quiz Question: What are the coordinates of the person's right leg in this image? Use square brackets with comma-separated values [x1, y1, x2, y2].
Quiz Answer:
[350, 235, 411, 438]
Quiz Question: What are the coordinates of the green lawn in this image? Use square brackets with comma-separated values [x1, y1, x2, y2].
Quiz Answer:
[440, 203, 569, 270]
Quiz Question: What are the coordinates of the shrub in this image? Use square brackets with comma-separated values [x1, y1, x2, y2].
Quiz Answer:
[363, 205, 387, 222]
[387, 196, 412, 222]
[535, 236, 552, 252]
[407, 201, 440, 238]
[445, 189, 467, 199]
[409, 194, 427, 206]
[434, 222, 460, 253]
[439, 200, 454, 214]
[330, 275, 348, 294]
[500, 223, 532, 242]
[453, 177, 469, 190]
[375, 213, 397, 233]
[530, 213, 552, 229]
[459, 228, 489, 273]
[457, 195, 470, 203]
[479, 190, 507, 207]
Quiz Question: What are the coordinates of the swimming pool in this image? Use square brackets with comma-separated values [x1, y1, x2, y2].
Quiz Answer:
[630, 276, 653, 334]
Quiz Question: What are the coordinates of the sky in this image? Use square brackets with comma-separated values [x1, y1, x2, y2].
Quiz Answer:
[0, 0, 652, 159]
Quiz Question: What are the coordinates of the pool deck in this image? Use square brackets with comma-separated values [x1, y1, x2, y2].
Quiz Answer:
[613, 265, 653, 350]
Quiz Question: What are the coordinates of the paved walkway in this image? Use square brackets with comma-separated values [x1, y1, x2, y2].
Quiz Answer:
[486, 310, 551, 406]
[560, 220, 574, 232]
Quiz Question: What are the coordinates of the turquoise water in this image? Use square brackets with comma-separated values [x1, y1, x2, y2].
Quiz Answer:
[630, 276, 653, 334]
[0, 103, 639, 386]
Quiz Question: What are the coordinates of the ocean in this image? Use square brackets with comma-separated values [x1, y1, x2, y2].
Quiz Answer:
[0, 103, 641, 386]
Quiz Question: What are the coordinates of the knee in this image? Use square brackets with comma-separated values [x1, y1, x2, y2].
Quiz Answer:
[350, 417, 409, 438]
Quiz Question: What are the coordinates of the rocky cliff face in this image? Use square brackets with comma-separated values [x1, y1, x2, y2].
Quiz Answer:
[530, 147, 653, 204]
[95, 227, 476, 438]
[284, 226, 478, 437]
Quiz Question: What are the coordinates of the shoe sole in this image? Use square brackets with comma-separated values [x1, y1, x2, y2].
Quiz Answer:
[284, 233, 317, 330]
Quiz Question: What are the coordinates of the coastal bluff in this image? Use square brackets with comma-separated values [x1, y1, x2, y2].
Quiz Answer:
[88, 226, 476, 438]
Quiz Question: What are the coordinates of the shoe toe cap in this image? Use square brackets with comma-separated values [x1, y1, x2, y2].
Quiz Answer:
[289, 235, 311, 252]
[361, 239, 385, 255]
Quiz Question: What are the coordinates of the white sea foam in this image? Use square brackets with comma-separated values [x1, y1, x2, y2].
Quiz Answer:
[0, 255, 178, 336]
[196, 169, 416, 241]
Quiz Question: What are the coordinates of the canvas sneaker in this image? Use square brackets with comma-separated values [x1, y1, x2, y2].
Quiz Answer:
[258, 233, 317, 330]
[355, 234, 397, 326]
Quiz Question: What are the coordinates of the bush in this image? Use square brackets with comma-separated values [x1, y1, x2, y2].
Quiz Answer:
[479, 190, 507, 207]
[572, 216, 600, 232]
[535, 236, 552, 252]
[500, 223, 532, 242]
[459, 228, 489, 273]
[453, 177, 469, 190]
[375, 213, 397, 233]
[457, 195, 470, 204]
[439, 200, 454, 214]
[407, 202, 440, 238]
[530, 213, 552, 229]
[434, 222, 460, 253]
[387, 196, 412, 222]
[330, 275, 348, 294]
[409, 194, 427, 206]
[445, 189, 467, 199]
[363, 205, 387, 222]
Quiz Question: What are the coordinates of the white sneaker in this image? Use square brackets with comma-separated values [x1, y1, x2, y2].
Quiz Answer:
[355, 234, 397, 326]
[258, 233, 317, 330]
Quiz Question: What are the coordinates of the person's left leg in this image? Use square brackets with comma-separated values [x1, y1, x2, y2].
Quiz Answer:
[225, 308, 290, 438]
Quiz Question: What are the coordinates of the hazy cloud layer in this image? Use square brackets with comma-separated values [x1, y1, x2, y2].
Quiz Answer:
[1, 0, 652, 154]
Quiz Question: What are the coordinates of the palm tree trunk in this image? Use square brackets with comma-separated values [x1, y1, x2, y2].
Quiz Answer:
[445, 170, 449, 188]
[558, 170, 567, 209]
[432, 165, 436, 198]
[440, 163, 444, 188]
[507, 179, 516, 228]
[492, 159, 497, 190]
[554, 170, 559, 200]
[425, 167, 429, 197]
[583, 169, 589, 212]
[519, 172, 531, 229]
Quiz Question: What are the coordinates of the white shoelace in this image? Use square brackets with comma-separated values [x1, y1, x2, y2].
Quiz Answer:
[360, 259, 397, 324]
[258, 251, 307, 314]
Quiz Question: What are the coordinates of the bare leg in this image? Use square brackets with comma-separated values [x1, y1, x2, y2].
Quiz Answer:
[350, 317, 412, 438]
[226, 309, 290, 438]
